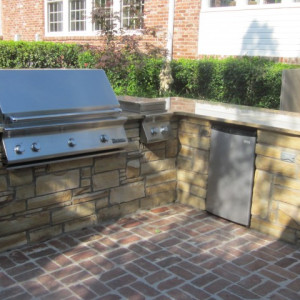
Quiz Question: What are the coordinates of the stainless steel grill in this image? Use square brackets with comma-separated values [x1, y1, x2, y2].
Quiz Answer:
[0, 69, 128, 168]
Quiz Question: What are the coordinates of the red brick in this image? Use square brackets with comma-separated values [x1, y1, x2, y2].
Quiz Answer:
[204, 279, 231, 294]
[14, 268, 44, 282]
[107, 274, 137, 289]
[70, 249, 98, 262]
[124, 262, 149, 277]
[92, 256, 115, 271]
[37, 274, 62, 292]
[83, 277, 110, 295]
[0, 272, 15, 288]
[132, 281, 160, 297]
[134, 258, 159, 272]
[41, 288, 73, 300]
[52, 265, 83, 279]
[182, 284, 210, 299]
[7, 262, 37, 277]
[245, 259, 269, 272]
[80, 260, 105, 275]
[8, 251, 28, 264]
[0, 286, 25, 299]
[118, 286, 145, 300]
[0, 256, 16, 269]
[168, 265, 194, 280]
[100, 267, 127, 282]
[118, 234, 141, 245]
[22, 280, 48, 297]
[70, 284, 97, 300]
[145, 270, 172, 284]
[287, 278, 300, 292]
[253, 281, 280, 297]
[157, 277, 184, 291]
[150, 207, 169, 213]
[167, 288, 194, 299]
[228, 285, 260, 299]
[50, 254, 72, 267]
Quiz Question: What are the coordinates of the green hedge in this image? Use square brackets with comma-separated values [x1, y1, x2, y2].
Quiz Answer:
[171, 57, 298, 109]
[0, 41, 298, 109]
[0, 41, 82, 68]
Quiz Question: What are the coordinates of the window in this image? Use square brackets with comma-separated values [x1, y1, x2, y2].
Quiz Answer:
[122, 0, 144, 29]
[70, 0, 86, 31]
[210, 0, 236, 7]
[94, 0, 114, 31]
[45, 0, 144, 36]
[48, 1, 63, 32]
[209, 0, 286, 7]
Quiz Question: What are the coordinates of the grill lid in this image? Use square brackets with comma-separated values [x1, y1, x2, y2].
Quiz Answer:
[0, 69, 121, 125]
[0, 69, 128, 167]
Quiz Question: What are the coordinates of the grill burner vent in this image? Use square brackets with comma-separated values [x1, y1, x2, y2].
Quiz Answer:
[0, 69, 128, 168]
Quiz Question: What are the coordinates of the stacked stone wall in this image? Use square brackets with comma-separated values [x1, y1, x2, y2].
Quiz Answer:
[0, 118, 178, 252]
[177, 117, 211, 210]
[251, 130, 300, 244]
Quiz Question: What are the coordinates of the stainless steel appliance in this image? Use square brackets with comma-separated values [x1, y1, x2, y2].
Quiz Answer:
[0, 69, 128, 169]
[206, 125, 256, 226]
[280, 69, 300, 113]
[118, 96, 172, 143]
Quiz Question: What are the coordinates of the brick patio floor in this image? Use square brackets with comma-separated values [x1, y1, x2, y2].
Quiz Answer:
[0, 203, 299, 300]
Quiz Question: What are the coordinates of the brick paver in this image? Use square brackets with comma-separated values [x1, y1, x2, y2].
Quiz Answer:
[0, 203, 299, 299]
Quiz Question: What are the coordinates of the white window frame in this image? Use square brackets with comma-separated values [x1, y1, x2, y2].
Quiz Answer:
[202, 0, 300, 11]
[44, 0, 144, 37]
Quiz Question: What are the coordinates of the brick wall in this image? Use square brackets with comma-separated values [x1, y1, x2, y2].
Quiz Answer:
[0, 0, 202, 59]
[172, 0, 201, 59]
[2, 0, 44, 41]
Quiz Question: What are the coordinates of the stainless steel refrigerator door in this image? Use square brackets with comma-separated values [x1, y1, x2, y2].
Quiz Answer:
[206, 127, 256, 226]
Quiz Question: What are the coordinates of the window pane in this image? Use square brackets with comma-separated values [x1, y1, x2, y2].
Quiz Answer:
[70, 0, 86, 31]
[210, 0, 236, 7]
[94, 0, 114, 31]
[121, 0, 144, 30]
[264, 0, 281, 3]
[48, 1, 63, 32]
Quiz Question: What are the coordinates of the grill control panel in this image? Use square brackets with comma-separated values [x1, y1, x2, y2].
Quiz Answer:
[140, 117, 172, 144]
[3, 126, 128, 164]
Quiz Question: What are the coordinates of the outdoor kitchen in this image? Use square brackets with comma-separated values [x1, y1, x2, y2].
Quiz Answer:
[0, 69, 299, 254]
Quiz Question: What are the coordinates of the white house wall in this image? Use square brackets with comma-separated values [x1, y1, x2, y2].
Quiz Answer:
[198, 2, 300, 58]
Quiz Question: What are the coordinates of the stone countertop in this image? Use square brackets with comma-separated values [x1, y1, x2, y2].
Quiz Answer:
[120, 96, 300, 135]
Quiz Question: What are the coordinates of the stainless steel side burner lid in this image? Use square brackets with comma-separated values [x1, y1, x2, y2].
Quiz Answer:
[0, 69, 128, 168]
[118, 96, 172, 144]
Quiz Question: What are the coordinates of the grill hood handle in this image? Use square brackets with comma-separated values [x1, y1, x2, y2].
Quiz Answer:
[6, 108, 122, 124]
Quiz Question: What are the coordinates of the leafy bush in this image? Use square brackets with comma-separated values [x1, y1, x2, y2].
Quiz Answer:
[1, 41, 298, 109]
[170, 57, 298, 109]
[0, 41, 82, 68]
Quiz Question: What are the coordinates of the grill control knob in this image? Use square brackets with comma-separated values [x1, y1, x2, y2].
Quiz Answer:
[31, 142, 41, 152]
[160, 126, 169, 135]
[150, 128, 159, 136]
[68, 138, 76, 147]
[14, 145, 25, 155]
[100, 134, 109, 143]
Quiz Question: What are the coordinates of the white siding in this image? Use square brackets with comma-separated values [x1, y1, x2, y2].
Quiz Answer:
[198, 2, 300, 58]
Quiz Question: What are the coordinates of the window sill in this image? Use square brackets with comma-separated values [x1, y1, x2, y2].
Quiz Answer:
[44, 29, 144, 38]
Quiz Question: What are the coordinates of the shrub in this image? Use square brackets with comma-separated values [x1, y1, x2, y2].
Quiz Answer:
[170, 57, 298, 109]
[0, 41, 82, 68]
